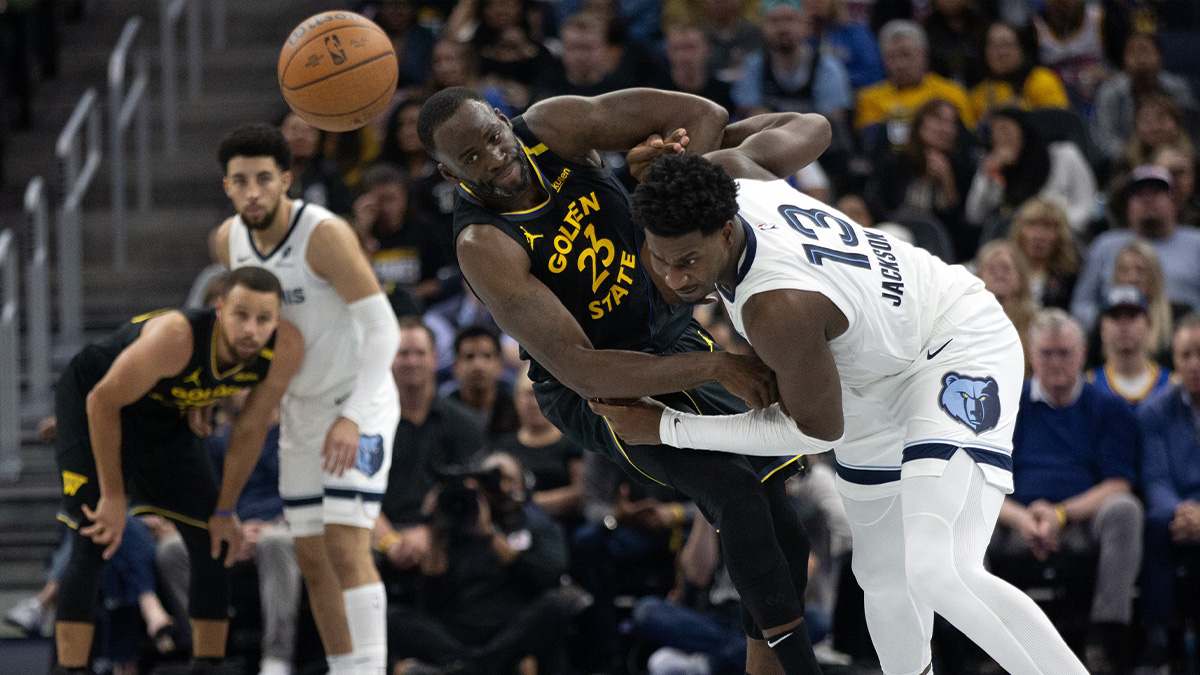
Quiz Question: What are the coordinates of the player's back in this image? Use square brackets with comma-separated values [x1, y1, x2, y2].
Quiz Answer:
[723, 179, 985, 388]
[229, 200, 359, 397]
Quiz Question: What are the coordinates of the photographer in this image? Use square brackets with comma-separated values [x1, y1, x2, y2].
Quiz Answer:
[389, 452, 573, 674]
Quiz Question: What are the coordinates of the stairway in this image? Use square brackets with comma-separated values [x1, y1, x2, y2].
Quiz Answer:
[0, 0, 338, 638]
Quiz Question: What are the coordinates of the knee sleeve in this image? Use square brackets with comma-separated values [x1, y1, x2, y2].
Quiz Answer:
[714, 489, 803, 631]
[177, 522, 229, 621]
[56, 530, 105, 623]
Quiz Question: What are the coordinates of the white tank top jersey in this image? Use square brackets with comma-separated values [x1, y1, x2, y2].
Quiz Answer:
[721, 179, 984, 389]
[229, 199, 360, 397]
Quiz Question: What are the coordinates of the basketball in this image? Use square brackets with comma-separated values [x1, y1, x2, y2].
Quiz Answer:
[278, 11, 398, 132]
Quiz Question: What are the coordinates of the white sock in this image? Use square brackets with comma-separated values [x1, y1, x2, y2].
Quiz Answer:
[259, 656, 294, 675]
[327, 652, 357, 675]
[344, 582, 387, 675]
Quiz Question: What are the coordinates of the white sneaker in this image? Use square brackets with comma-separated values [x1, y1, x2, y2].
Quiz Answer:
[647, 647, 712, 675]
[4, 597, 45, 635]
[812, 637, 853, 666]
[259, 656, 294, 675]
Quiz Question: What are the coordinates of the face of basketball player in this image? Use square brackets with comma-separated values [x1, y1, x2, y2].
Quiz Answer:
[644, 222, 738, 304]
[224, 156, 292, 230]
[434, 101, 532, 201]
[215, 284, 280, 362]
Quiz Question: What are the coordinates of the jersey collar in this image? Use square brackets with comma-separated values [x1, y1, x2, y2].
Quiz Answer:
[717, 216, 757, 303]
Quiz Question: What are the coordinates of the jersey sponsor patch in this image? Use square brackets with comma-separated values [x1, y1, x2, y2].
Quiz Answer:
[356, 434, 385, 477]
[939, 372, 1000, 435]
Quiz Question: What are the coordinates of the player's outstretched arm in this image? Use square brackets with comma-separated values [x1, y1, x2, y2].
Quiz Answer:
[522, 89, 729, 164]
[457, 226, 775, 407]
[704, 112, 832, 182]
[593, 289, 845, 455]
[209, 321, 303, 566]
[308, 218, 401, 474]
[84, 313, 194, 558]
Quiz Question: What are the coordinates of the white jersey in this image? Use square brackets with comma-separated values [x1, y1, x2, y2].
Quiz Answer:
[721, 179, 984, 389]
[229, 200, 359, 397]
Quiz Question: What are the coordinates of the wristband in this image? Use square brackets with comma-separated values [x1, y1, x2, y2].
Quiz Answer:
[375, 531, 401, 553]
[1053, 505, 1068, 527]
[213, 509, 236, 518]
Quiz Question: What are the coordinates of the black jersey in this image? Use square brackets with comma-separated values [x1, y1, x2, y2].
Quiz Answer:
[65, 308, 277, 417]
[452, 117, 691, 381]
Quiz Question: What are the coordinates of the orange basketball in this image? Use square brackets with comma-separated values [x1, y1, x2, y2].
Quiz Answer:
[278, 11, 398, 132]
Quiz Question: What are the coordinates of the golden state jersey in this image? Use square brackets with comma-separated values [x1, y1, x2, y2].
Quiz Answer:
[720, 179, 985, 388]
[451, 117, 692, 382]
[229, 200, 359, 397]
[69, 308, 275, 414]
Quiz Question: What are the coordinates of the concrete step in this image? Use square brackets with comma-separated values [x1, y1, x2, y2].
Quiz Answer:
[0, 560, 49, 590]
[79, 205, 220, 266]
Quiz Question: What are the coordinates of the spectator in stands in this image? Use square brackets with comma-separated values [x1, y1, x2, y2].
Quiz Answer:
[378, 98, 457, 238]
[444, 0, 553, 95]
[1139, 314, 1200, 673]
[977, 240, 1036, 373]
[489, 369, 585, 530]
[388, 451, 572, 675]
[155, 396, 300, 675]
[1072, 165, 1200, 330]
[1154, 144, 1200, 228]
[837, 193, 874, 227]
[529, 12, 659, 102]
[449, 324, 520, 439]
[1112, 92, 1194, 188]
[1093, 31, 1197, 166]
[804, 0, 884, 88]
[700, 0, 763, 80]
[969, 22, 1070, 123]
[662, 22, 735, 116]
[370, 0, 436, 91]
[863, 98, 976, 258]
[990, 308, 1143, 675]
[375, 320, 486, 580]
[855, 19, 975, 151]
[787, 159, 833, 204]
[571, 453, 692, 670]
[1088, 285, 1173, 407]
[550, 0, 662, 44]
[1008, 199, 1078, 311]
[278, 111, 354, 217]
[424, 40, 516, 116]
[965, 107, 1097, 234]
[1105, 239, 1180, 369]
[923, 0, 988, 88]
[353, 162, 453, 316]
[1031, 0, 1113, 107]
[730, 0, 853, 120]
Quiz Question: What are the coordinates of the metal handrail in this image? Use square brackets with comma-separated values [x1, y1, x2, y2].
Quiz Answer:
[56, 88, 102, 355]
[0, 230, 23, 481]
[109, 17, 152, 268]
[160, 0, 203, 156]
[23, 178, 52, 419]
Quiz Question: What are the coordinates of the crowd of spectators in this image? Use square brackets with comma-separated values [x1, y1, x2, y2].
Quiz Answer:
[8, 0, 1200, 674]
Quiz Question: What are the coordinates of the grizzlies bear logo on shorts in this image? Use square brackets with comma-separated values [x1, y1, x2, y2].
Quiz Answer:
[356, 434, 384, 477]
[939, 372, 1000, 435]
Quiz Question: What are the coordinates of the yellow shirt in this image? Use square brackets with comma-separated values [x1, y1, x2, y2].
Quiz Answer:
[854, 73, 975, 131]
[968, 67, 1070, 122]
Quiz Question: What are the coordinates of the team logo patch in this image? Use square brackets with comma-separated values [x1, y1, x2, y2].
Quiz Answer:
[62, 471, 88, 496]
[356, 434, 385, 477]
[939, 372, 1000, 435]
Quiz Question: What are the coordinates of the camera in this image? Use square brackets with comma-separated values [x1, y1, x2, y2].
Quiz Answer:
[428, 464, 503, 538]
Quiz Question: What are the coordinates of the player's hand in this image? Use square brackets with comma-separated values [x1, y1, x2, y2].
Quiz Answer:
[588, 397, 666, 446]
[322, 416, 360, 477]
[626, 128, 689, 182]
[715, 352, 779, 410]
[81, 496, 127, 560]
[188, 405, 215, 438]
[208, 511, 244, 568]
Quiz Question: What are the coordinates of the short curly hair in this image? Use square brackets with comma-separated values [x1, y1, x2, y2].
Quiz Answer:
[417, 86, 490, 157]
[218, 124, 291, 173]
[632, 153, 739, 238]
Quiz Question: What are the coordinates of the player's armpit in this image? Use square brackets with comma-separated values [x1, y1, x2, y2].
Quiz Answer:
[307, 217, 384, 303]
[741, 289, 845, 442]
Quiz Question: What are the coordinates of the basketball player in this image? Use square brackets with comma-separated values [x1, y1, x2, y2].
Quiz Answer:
[212, 125, 400, 675]
[53, 267, 303, 674]
[417, 86, 830, 673]
[592, 128, 1091, 675]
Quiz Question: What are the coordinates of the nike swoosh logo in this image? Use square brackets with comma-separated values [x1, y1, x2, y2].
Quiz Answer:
[927, 339, 953, 360]
[767, 632, 792, 648]
[334, 393, 351, 406]
[235, 256, 252, 263]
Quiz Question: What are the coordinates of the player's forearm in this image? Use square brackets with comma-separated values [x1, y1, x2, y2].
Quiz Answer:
[84, 394, 126, 498]
[548, 348, 723, 401]
[340, 293, 401, 426]
[216, 421, 269, 512]
[659, 403, 840, 456]
[718, 112, 832, 178]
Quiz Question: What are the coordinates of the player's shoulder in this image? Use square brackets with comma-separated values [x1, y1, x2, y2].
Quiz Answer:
[138, 310, 195, 349]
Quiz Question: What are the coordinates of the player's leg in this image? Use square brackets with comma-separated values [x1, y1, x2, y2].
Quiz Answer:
[278, 394, 355, 673]
[324, 387, 397, 675]
[257, 523, 302, 674]
[897, 295, 1087, 674]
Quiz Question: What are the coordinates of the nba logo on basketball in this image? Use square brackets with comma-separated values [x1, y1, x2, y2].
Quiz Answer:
[324, 34, 346, 65]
